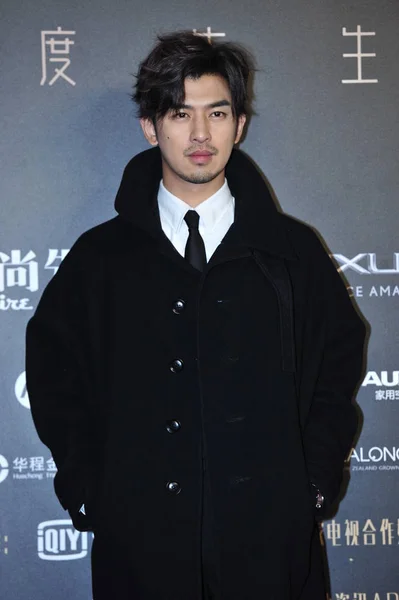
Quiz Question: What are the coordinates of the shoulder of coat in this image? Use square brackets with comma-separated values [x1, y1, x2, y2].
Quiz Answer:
[276, 212, 336, 273]
[74, 216, 145, 252]
[278, 213, 321, 249]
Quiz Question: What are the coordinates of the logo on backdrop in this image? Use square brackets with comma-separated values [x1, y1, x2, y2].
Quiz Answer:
[334, 253, 399, 275]
[0, 249, 69, 311]
[40, 27, 76, 86]
[341, 25, 378, 84]
[346, 446, 399, 471]
[362, 370, 399, 401]
[0, 455, 9, 484]
[332, 253, 399, 298]
[37, 520, 89, 560]
[15, 371, 30, 409]
[12, 456, 57, 481]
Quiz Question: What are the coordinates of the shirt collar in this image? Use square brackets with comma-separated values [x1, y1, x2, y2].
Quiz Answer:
[157, 177, 234, 233]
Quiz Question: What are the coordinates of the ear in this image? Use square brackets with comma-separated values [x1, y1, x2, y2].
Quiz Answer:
[140, 117, 158, 146]
[234, 114, 247, 144]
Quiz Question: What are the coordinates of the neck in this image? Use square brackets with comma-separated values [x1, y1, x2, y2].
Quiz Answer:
[162, 168, 225, 208]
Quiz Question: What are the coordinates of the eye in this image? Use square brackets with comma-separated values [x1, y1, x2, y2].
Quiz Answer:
[211, 111, 227, 118]
[172, 111, 188, 119]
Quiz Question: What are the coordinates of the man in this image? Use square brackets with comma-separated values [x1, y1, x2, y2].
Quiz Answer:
[26, 30, 366, 600]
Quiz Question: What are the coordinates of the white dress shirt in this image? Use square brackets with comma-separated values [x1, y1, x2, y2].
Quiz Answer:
[157, 178, 235, 262]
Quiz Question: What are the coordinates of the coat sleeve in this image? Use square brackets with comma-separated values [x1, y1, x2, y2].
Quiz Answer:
[302, 232, 367, 514]
[25, 236, 97, 528]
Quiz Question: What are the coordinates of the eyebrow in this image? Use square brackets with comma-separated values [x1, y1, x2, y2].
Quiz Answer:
[177, 100, 232, 110]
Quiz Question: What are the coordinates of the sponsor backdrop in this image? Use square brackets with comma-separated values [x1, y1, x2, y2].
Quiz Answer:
[1, 0, 398, 598]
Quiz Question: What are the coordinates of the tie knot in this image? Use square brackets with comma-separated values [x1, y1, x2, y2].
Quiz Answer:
[184, 210, 200, 230]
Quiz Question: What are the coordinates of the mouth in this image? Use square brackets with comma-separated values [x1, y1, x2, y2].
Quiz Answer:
[188, 151, 214, 164]
[189, 151, 213, 157]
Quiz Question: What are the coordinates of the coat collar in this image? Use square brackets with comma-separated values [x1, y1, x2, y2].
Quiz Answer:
[114, 146, 296, 260]
[157, 177, 233, 234]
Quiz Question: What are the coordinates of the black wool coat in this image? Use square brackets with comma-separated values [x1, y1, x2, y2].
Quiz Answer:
[26, 147, 366, 600]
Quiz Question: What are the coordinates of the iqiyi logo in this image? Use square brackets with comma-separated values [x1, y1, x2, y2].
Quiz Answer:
[0, 455, 9, 483]
[37, 520, 89, 560]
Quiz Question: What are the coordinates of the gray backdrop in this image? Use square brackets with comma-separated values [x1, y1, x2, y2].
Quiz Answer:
[1, 1, 398, 598]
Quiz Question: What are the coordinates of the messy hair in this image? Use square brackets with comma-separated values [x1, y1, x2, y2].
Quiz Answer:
[132, 30, 257, 124]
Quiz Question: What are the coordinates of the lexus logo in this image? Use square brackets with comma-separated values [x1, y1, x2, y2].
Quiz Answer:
[332, 253, 399, 274]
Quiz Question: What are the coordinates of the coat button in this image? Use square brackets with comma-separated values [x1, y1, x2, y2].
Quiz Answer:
[172, 299, 186, 314]
[169, 358, 184, 373]
[166, 481, 181, 494]
[166, 419, 181, 433]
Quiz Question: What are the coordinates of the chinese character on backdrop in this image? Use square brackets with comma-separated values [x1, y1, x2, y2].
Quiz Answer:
[0, 251, 39, 293]
[44, 249, 70, 275]
[192, 26, 226, 44]
[40, 27, 76, 86]
[46, 457, 57, 472]
[326, 520, 342, 546]
[345, 520, 360, 545]
[13, 457, 28, 473]
[30, 457, 45, 472]
[342, 25, 378, 84]
[362, 519, 377, 546]
[380, 518, 394, 545]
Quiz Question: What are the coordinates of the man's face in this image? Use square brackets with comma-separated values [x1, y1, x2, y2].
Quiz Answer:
[140, 74, 246, 188]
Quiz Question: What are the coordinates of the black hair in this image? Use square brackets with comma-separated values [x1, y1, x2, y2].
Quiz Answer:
[132, 30, 257, 125]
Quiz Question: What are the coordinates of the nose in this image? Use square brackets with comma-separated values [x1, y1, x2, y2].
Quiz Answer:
[190, 114, 211, 144]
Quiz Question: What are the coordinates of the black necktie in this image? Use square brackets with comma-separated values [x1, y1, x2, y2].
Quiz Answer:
[184, 210, 207, 272]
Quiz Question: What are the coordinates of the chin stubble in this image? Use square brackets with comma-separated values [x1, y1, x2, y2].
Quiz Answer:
[178, 170, 223, 184]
